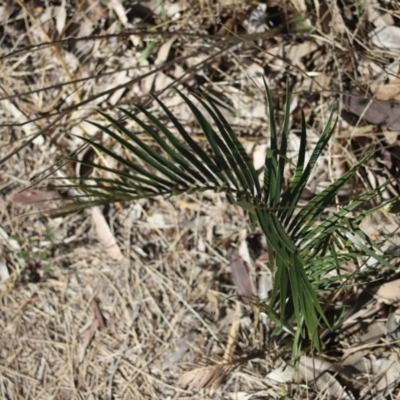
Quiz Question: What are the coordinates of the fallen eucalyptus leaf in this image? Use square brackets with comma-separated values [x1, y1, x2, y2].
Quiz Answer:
[227, 247, 254, 302]
[343, 89, 400, 130]
[370, 26, 400, 50]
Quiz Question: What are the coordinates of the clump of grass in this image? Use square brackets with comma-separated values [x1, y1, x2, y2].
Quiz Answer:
[13, 225, 56, 279]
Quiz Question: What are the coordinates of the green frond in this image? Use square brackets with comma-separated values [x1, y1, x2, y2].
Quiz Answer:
[42, 84, 392, 359]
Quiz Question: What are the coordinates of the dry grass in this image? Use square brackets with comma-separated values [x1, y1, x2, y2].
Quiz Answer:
[2, 0, 400, 399]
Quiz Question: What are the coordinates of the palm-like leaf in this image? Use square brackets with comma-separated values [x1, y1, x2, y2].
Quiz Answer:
[47, 84, 392, 357]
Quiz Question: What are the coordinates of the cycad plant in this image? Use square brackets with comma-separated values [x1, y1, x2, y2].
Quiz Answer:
[50, 83, 392, 358]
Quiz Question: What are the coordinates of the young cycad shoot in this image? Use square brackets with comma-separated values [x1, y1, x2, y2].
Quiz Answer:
[47, 82, 393, 359]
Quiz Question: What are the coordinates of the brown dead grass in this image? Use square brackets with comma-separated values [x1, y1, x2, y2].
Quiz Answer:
[2, 0, 400, 399]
